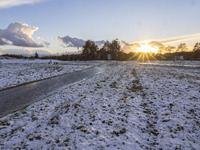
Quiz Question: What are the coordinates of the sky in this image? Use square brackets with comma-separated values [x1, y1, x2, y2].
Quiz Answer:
[0, 0, 200, 55]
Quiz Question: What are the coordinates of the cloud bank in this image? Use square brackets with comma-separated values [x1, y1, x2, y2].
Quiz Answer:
[122, 32, 200, 53]
[58, 35, 105, 48]
[0, 0, 46, 9]
[160, 33, 200, 44]
[0, 22, 43, 47]
[0, 48, 52, 55]
[122, 40, 166, 53]
[148, 41, 164, 48]
[121, 41, 141, 52]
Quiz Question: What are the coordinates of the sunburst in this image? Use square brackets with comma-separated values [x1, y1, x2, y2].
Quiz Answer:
[128, 44, 158, 62]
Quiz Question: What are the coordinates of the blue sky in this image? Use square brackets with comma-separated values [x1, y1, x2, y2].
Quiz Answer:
[0, 0, 200, 54]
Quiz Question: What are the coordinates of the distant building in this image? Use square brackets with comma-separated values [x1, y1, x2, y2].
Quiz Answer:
[107, 54, 111, 60]
[175, 56, 184, 61]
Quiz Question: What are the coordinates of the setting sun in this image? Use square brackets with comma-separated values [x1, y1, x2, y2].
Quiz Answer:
[136, 44, 159, 53]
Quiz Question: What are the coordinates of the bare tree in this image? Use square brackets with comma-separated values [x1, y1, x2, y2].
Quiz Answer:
[165, 46, 175, 53]
[35, 52, 39, 58]
[193, 42, 200, 52]
[176, 43, 188, 52]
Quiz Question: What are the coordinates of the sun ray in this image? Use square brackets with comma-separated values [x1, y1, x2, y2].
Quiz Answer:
[127, 43, 159, 62]
[145, 53, 150, 62]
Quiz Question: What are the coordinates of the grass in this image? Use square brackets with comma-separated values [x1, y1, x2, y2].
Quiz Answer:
[48, 115, 60, 125]
[113, 128, 127, 136]
[127, 80, 143, 92]
[131, 69, 137, 76]
[96, 83, 102, 88]
[109, 81, 117, 88]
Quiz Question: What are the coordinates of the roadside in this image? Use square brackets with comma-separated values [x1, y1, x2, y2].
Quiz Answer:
[0, 65, 104, 118]
[0, 59, 93, 91]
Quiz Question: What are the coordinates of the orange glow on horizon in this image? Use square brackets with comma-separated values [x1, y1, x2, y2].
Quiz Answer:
[136, 44, 159, 53]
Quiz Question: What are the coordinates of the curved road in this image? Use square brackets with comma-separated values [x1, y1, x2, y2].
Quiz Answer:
[0, 66, 105, 118]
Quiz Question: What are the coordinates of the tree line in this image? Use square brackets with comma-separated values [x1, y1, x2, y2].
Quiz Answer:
[158, 42, 200, 54]
[81, 40, 200, 60]
[1, 41, 200, 61]
[82, 39, 124, 60]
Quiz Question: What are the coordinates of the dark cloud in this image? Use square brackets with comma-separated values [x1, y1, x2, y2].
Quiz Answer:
[122, 41, 140, 47]
[43, 41, 50, 47]
[0, 22, 43, 47]
[148, 41, 164, 48]
[94, 40, 106, 47]
[121, 41, 130, 46]
[122, 41, 141, 52]
[58, 35, 105, 48]
[0, 39, 7, 45]
[130, 43, 141, 48]
[58, 36, 85, 48]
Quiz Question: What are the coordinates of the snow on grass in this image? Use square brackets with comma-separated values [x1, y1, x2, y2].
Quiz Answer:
[139, 60, 200, 68]
[0, 61, 199, 149]
[135, 64, 200, 149]
[0, 59, 92, 90]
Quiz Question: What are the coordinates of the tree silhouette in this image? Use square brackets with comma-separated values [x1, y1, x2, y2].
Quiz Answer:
[82, 40, 98, 60]
[176, 43, 188, 52]
[99, 39, 121, 60]
[165, 46, 175, 53]
[102, 41, 111, 51]
[193, 42, 200, 58]
[98, 48, 108, 60]
[35, 52, 39, 58]
[98, 41, 111, 60]
[193, 42, 200, 52]
[109, 39, 121, 60]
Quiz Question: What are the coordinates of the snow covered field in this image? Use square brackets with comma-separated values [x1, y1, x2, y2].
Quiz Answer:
[140, 60, 200, 68]
[0, 61, 199, 149]
[0, 59, 92, 90]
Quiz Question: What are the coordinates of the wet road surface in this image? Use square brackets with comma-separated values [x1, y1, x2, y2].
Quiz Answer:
[0, 66, 105, 118]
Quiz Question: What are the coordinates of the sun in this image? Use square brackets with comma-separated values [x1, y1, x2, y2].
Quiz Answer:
[136, 44, 158, 53]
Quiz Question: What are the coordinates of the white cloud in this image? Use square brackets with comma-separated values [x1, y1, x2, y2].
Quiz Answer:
[0, 22, 43, 47]
[0, 0, 46, 9]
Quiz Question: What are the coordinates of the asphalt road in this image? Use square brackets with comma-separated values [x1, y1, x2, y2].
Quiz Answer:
[0, 66, 105, 118]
